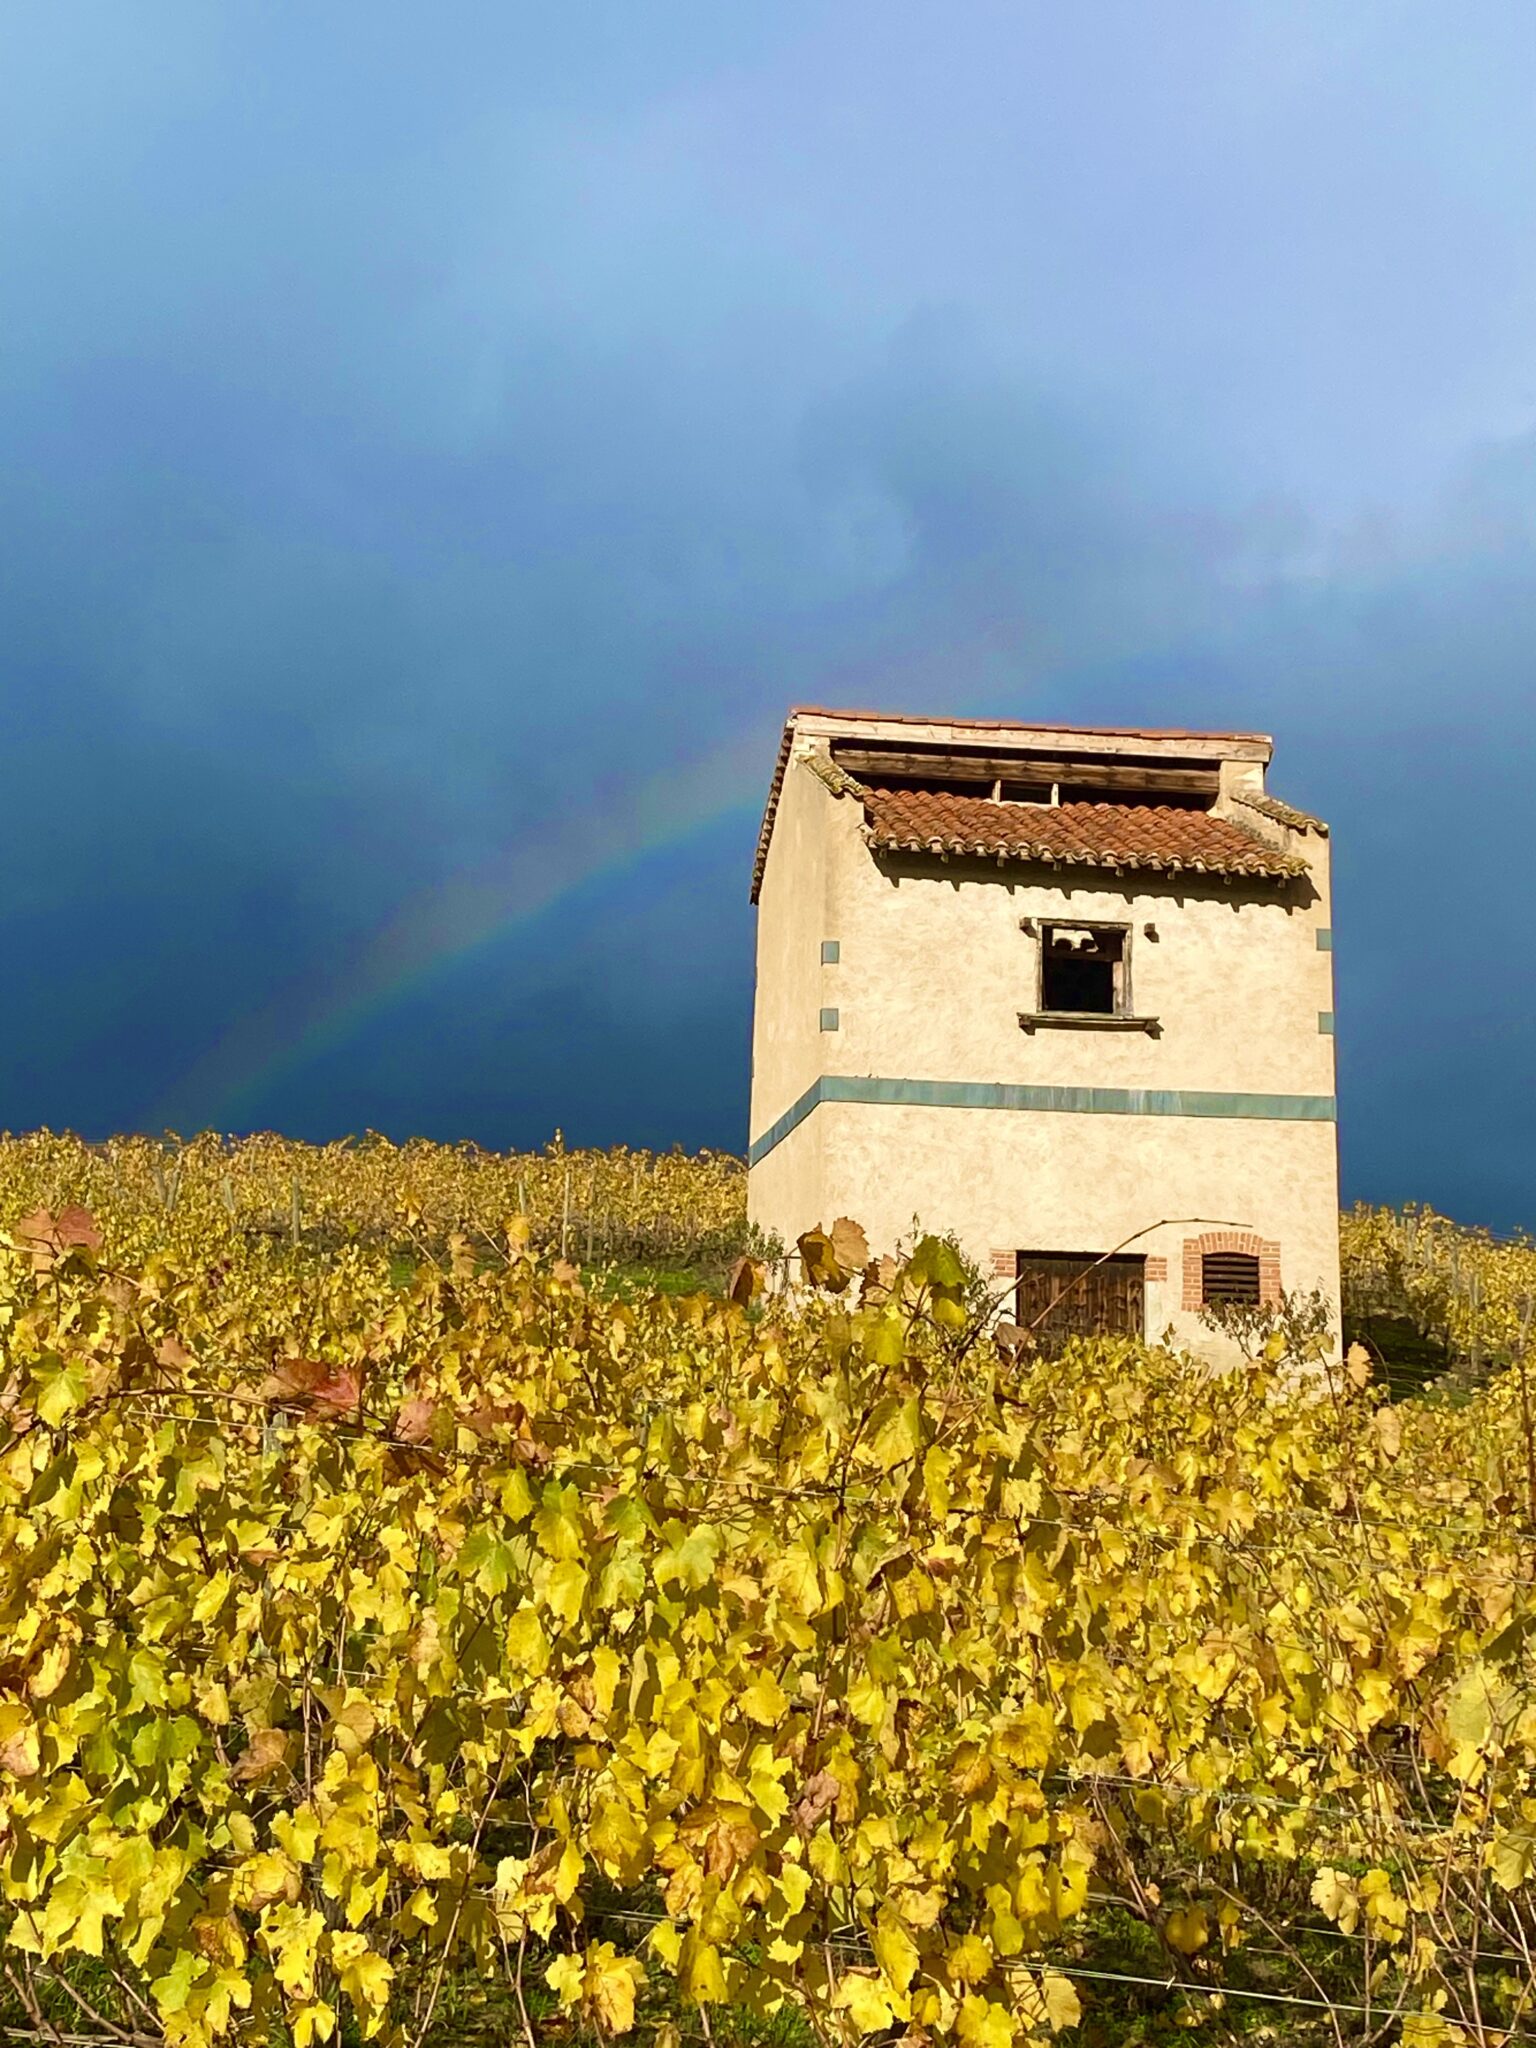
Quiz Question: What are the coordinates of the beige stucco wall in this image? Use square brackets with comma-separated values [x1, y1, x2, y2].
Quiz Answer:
[809, 1100, 1340, 1360]
[821, 790, 1334, 1097]
[747, 746, 1341, 1357]
[748, 752, 835, 1156]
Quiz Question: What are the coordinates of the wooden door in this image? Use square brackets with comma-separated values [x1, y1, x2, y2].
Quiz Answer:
[1014, 1252, 1145, 1356]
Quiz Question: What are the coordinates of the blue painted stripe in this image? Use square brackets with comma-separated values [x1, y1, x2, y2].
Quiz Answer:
[748, 1074, 1337, 1167]
[749, 1080, 826, 1164]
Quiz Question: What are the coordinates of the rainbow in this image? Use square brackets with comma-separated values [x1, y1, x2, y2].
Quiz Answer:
[145, 729, 768, 1133]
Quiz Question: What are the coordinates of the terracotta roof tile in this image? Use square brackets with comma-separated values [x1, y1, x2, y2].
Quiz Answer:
[1233, 791, 1329, 835]
[749, 706, 1284, 900]
[860, 788, 1308, 880]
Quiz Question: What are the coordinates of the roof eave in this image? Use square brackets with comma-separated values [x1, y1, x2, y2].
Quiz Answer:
[862, 827, 1304, 883]
[748, 717, 799, 904]
[751, 705, 1289, 901]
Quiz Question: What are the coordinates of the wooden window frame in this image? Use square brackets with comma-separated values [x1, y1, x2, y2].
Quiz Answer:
[1020, 918, 1160, 1034]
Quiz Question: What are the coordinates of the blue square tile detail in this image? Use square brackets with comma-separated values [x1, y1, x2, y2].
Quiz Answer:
[1318, 1011, 1335, 1035]
[819, 1007, 840, 1032]
[1316, 928, 1333, 951]
[821, 939, 840, 964]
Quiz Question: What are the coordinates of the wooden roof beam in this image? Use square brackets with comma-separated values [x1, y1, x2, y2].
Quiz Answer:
[830, 746, 1221, 797]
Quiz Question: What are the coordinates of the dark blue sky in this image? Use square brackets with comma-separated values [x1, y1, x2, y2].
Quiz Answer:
[3, 4, 1534, 1225]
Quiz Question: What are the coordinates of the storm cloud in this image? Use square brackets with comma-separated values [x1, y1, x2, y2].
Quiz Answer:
[1, 2, 1532, 1224]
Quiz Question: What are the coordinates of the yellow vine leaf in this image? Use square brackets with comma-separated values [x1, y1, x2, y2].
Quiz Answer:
[0, 1138, 1529, 2048]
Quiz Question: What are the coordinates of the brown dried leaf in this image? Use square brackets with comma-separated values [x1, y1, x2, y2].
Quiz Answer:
[858, 1255, 900, 1302]
[726, 1255, 762, 1306]
[383, 1442, 444, 1481]
[829, 1217, 870, 1273]
[702, 1810, 760, 1882]
[521, 1838, 565, 1897]
[307, 1365, 362, 1417]
[394, 1394, 439, 1444]
[13, 1212, 58, 1274]
[260, 1358, 361, 1418]
[464, 1397, 516, 1438]
[12, 1206, 103, 1275]
[230, 1726, 290, 1784]
[260, 1358, 329, 1403]
[54, 1206, 103, 1254]
[156, 1334, 196, 1375]
[792, 1767, 840, 1834]
[797, 1227, 849, 1293]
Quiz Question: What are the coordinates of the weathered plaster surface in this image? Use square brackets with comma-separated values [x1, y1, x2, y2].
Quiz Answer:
[746, 717, 1341, 1360]
[802, 1099, 1340, 1358]
[748, 750, 834, 1142]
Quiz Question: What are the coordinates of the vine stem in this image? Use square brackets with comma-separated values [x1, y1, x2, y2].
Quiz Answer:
[410, 1752, 512, 2048]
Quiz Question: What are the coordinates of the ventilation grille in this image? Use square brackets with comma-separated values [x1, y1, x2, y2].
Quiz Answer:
[1201, 1252, 1262, 1305]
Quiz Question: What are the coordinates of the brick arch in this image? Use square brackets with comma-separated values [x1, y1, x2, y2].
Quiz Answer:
[1182, 1230, 1281, 1310]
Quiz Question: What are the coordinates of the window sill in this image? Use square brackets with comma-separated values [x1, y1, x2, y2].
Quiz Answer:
[1018, 1011, 1162, 1035]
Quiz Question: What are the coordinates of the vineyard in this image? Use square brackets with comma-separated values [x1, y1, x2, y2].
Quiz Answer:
[1, 1132, 1535, 2048]
[0, 1132, 751, 1276]
[1340, 1204, 1536, 1390]
[3, 1132, 1532, 1353]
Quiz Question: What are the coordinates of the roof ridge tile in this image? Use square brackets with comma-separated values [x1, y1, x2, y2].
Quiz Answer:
[1233, 791, 1329, 835]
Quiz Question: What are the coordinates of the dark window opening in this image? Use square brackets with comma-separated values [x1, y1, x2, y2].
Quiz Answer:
[1040, 924, 1125, 1016]
[1056, 783, 1211, 811]
[998, 779, 1054, 804]
[1202, 1253, 1261, 1305]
